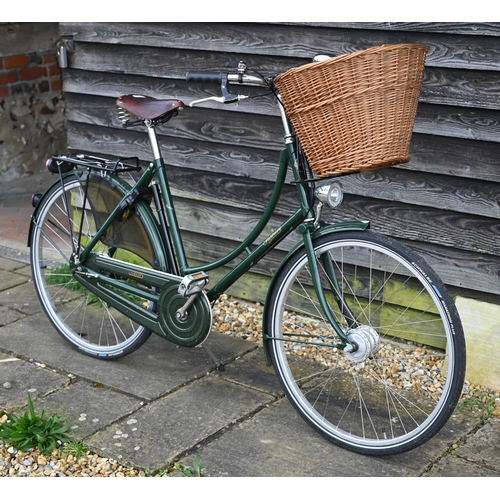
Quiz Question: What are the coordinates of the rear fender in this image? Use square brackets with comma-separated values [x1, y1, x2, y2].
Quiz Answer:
[27, 171, 167, 271]
[27, 172, 75, 248]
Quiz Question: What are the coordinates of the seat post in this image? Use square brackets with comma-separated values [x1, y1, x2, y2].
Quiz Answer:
[146, 123, 162, 160]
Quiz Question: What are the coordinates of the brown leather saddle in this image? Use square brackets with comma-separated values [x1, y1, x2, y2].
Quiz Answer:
[116, 94, 184, 121]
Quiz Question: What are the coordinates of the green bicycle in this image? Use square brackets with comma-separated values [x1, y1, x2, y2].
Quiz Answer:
[28, 48, 466, 455]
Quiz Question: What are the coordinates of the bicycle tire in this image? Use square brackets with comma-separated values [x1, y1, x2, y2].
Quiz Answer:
[30, 172, 167, 359]
[266, 230, 466, 455]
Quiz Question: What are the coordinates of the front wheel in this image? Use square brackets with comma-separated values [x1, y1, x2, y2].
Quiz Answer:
[266, 230, 466, 455]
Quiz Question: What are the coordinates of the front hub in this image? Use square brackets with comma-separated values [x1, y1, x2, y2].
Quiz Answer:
[344, 325, 381, 362]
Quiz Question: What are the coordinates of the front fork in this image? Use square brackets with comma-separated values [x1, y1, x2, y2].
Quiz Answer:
[299, 223, 357, 350]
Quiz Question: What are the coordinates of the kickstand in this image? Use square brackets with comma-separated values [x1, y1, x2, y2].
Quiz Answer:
[202, 344, 225, 372]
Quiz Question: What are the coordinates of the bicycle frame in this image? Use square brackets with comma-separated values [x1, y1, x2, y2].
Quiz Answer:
[76, 147, 311, 285]
[30, 92, 367, 349]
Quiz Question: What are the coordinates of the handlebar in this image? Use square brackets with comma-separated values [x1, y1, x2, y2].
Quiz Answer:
[186, 72, 226, 84]
[186, 72, 269, 87]
[186, 56, 331, 108]
[186, 66, 271, 107]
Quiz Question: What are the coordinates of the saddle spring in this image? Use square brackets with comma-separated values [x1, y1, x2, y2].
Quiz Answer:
[117, 107, 132, 125]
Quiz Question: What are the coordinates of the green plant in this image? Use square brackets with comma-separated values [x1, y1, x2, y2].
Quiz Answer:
[173, 454, 201, 477]
[47, 264, 102, 306]
[459, 391, 497, 424]
[0, 394, 69, 454]
[63, 439, 88, 459]
[47, 263, 152, 308]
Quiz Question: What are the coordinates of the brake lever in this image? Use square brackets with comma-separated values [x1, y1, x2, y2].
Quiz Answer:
[189, 70, 250, 107]
[189, 96, 224, 107]
[189, 95, 249, 107]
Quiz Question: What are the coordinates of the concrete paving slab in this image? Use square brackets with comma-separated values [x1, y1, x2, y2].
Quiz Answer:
[0, 305, 25, 326]
[12, 265, 32, 278]
[32, 379, 143, 441]
[0, 238, 30, 264]
[451, 418, 500, 472]
[0, 269, 29, 292]
[0, 352, 70, 413]
[0, 257, 28, 272]
[85, 375, 276, 470]
[181, 400, 480, 477]
[423, 419, 500, 476]
[0, 255, 495, 477]
[423, 455, 495, 477]
[0, 309, 260, 401]
[0, 281, 42, 316]
[216, 347, 283, 396]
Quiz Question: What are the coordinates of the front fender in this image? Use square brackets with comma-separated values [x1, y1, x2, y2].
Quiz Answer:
[262, 219, 370, 365]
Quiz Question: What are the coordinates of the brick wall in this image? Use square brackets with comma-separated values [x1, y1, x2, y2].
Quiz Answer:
[0, 23, 66, 182]
[0, 51, 62, 98]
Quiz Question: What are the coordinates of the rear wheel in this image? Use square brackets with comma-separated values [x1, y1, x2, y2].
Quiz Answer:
[30, 173, 166, 359]
[266, 230, 466, 455]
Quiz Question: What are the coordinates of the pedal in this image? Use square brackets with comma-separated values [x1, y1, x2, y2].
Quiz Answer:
[178, 272, 209, 298]
[176, 272, 209, 321]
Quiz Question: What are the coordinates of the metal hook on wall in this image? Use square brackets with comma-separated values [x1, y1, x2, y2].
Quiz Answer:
[56, 38, 74, 69]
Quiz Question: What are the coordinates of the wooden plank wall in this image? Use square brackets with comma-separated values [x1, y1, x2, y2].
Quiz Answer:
[58, 22, 500, 304]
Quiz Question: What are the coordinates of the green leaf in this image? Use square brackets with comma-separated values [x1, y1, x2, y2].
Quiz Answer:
[28, 394, 36, 420]
[0, 394, 70, 453]
[192, 454, 200, 476]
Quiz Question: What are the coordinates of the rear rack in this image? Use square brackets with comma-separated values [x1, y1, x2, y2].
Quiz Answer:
[47, 154, 141, 175]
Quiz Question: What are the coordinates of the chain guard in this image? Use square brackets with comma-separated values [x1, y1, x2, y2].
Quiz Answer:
[157, 284, 212, 347]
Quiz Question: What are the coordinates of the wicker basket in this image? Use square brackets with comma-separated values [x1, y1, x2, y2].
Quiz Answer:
[274, 44, 428, 177]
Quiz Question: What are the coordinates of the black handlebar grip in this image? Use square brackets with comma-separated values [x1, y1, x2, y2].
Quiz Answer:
[186, 71, 224, 84]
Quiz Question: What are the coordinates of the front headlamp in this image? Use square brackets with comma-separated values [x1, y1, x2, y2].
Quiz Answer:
[314, 181, 343, 208]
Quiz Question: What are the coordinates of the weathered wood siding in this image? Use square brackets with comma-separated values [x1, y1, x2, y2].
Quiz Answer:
[58, 22, 500, 304]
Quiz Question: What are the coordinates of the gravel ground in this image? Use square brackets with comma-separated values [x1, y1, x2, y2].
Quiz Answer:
[1, 294, 499, 477]
[0, 439, 155, 477]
